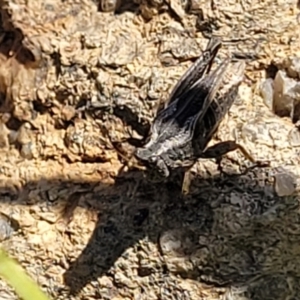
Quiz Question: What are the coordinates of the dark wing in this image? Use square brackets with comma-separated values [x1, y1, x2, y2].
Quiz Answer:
[194, 60, 246, 152]
[151, 37, 222, 138]
[167, 37, 222, 105]
[152, 58, 233, 156]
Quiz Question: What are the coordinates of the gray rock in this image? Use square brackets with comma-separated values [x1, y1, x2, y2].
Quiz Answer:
[0, 212, 19, 242]
[260, 78, 274, 110]
[273, 70, 297, 119]
[273, 167, 297, 197]
[288, 127, 300, 146]
[285, 57, 300, 79]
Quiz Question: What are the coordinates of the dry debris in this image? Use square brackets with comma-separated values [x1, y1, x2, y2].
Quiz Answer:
[0, 0, 299, 299]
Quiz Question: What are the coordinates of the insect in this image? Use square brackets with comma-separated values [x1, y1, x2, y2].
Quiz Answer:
[108, 37, 269, 193]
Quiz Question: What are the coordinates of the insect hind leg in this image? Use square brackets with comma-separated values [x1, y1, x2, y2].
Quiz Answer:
[201, 140, 270, 173]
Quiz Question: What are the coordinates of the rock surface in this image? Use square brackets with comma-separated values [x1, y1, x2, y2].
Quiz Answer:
[0, 0, 299, 300]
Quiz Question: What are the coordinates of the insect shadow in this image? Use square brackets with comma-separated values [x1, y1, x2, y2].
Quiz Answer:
[61, 165, 300, 299]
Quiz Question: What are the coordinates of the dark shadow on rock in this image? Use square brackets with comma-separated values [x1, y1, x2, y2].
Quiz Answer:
[62, 167, 190, 294]
[0, 2, 46, 122]
[113, 105, 150, 138]
[0, 157, 298, 299]
[114, 0, 140, 15]
[0, 1, 42, 68]
[58, 162, 300, 299]
[105, 0, 190, 25]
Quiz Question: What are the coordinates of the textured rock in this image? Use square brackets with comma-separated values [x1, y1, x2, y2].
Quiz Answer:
[0, 1, 299, 300]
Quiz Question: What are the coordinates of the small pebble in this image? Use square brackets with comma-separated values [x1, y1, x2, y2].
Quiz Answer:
[0, 212, 19, 242]
[288, 127, 300, 146]
[285, 57, 300, 79]
[260, 78, 274, 110]
[20, 142, 35, 159]
[100, 0, 121, 12]
[159, 229, 195, 257]
[273, 70, 296, 119]
[273, 167, 296, 197]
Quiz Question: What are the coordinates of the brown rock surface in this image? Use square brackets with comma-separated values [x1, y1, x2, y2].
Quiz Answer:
[0, 0, 300, 299]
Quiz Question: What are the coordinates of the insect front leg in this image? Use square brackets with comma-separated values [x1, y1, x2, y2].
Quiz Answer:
[155, 157, 170, 178]
[146, 156, 170, 183]
[201, 140, 270, 172]
[118, 125, 148, 148]
[102, 127, 146, 172]
[181, 168, 193, 195]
